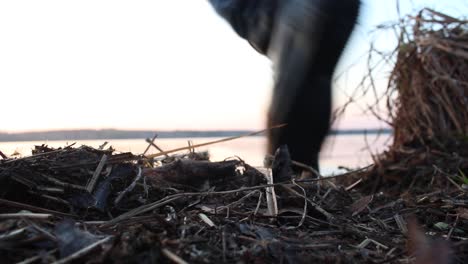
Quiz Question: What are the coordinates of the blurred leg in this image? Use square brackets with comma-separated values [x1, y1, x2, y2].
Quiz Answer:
[267, 0, 360, 172]
[208, 0, 361, 172]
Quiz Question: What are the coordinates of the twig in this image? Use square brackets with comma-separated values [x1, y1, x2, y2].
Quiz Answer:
[146, 138, 170, 158]
[356, 238, 389, 250]
[296, 164, 373, 183]
[98, 142, 108, 150]
[38, 174, 87, 191]
[114, 167, 143, 205]
[446, 215, 459, 241]
[142, 134, 157, 155]
[161, 248, 188, 264]
[254, 191, 263, 216]
[145, 124, 285, 159]
[281, 184, 334, 222]
[394, 214, 408, 234]
[51, 236, 113, 264]
[36, 187, 65, 194]
[198, 213, 216, 227]
[86, 154, 108, 193]
[188, 140, 194, 153]
[37, 194, 71, 207]
[143, 133, 170, 159]
[0, 150, 8, 159]
[24, 218, 57, 241]
[16, 249, 58, 264]
[0, 213, 52, 220]
[0, 228, 27, 241]
[264, 168, 278, 217]
[0, 198, 74, 217]
[290, 179, 308, 228]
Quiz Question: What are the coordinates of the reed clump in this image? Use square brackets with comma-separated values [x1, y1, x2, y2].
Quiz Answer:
[390, 9, 468, 148]
[350, 9, 468, 193]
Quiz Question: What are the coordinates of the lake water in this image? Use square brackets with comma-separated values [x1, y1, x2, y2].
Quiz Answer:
[0, 134, 392, 176]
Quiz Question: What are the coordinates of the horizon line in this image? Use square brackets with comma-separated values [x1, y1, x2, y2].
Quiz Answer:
[0, 128, 393, 142]
[0, 127, 392, 134]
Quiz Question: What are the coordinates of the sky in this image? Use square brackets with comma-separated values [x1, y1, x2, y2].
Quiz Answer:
[0, 0, 466, 133]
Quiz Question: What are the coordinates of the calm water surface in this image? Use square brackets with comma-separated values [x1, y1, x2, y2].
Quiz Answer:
[0, 134, 392, 176]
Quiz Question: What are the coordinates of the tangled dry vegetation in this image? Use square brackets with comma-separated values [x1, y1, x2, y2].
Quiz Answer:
[1, 8, 467, 264]
[344, 9, 468, 195]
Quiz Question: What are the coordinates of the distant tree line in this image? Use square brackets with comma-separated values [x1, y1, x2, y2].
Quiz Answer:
[0, 128, 392, 142]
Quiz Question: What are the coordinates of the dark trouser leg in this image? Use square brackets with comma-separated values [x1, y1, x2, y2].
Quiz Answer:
[266, 1, 328, 172]
[268, 75, 331, 172]
[266, 0, 360, 172]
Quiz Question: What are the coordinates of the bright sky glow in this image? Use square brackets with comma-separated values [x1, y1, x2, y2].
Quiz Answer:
[0, 0, 466, 132]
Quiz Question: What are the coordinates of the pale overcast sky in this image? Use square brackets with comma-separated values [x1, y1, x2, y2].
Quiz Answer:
[0, 0, 466, 132]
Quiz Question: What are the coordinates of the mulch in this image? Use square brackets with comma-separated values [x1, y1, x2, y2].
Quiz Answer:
[0, 141, 467, 264]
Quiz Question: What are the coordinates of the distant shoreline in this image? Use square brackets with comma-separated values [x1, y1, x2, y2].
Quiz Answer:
[0, 129, 392, 142]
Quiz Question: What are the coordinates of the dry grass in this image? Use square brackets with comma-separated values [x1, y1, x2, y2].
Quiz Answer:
[389, 9, 468, 147]
[335, 9, 468, 194]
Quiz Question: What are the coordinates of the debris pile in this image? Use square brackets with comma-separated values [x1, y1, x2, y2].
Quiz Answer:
[0, 138, 466, 263]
